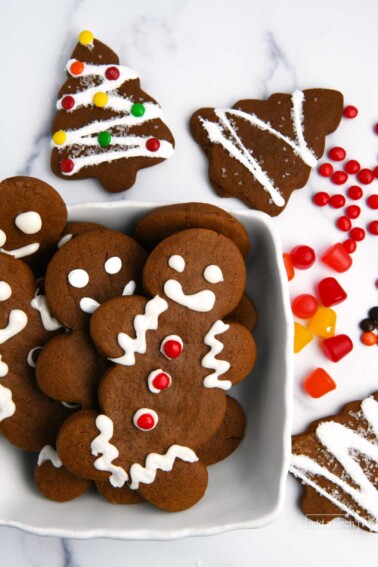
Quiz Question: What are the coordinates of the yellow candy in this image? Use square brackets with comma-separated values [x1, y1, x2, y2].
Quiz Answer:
[294, 322, 313, 353]
[93, 92, 108, 108]
[308, 307, 336, 338]
[79, 30, 94, 46]
[52, 130, 66, 145]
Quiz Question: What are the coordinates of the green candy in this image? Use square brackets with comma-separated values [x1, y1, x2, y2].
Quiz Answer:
[131, 102, 145, 117]
[98, 131, 111, 147]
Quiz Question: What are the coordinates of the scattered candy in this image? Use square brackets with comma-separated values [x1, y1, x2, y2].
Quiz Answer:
[359, 307, 378, 345]
[292, 294, 318, 319]
[283, 253, 295, 281]
[368, 221, 378, 235]
[78, 30, 94, 46]
[336, 216, 351, 232]
[318, 163, 333, 177]
[70, 61, 84, 75]
[350, 227, 365, 241]
[374, 166, 378, 178]
[344, 160, 360, 174]
[328, 147, 346, 161]
[360, 318, 376, 332]
[345, 205, 361, 219]
[146, 137, 160, 152]
[375, 123, 378, 135]
[93, 92, 108, 107]
[361, 332, 377, 346]
[321, 334, 353, 362]
[303, 368, 336, 398]
[347, 185, 363, 200]
[52, 131, 66, 145]
[369, 306, 378, 320]
[131, 103, 146, 117]
[60, 158, 74, 173]
[308, 307, 337, 338]
[290, 245, 316, 269]
[98, 131, 111, 147]
[321, 243, 352, 272]
[313, 192, 330, 206]
[105, 66, 120, 81]
[342, 239, 357, 254]
[343, 105, 358, 119]
[294, 322, 313, 353]
[367, 195, 378, 209]
[329, 194, 346, 209]
[331, 171, 348, 185]
[317, 277, 347, 307]
[61, 95, 75, 111]
[357, 169, 374, 185]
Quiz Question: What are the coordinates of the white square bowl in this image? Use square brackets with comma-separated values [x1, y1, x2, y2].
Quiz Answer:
[0, 201, 293, 540]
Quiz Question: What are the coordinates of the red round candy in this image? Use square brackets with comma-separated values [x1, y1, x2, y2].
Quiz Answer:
[290, 245, 316, 269]
[374, 166, 378, 178]
[347, 185, 363, 200]
[60, 158, 74, 173]
[367, 195, 378, 209]
[328, 147, 346, 161]
[343, 105, 358, 119]
[313, 192, 330, 207]
[375, 123, 378, 135]
[136, 413, 156, 431]
[336, 216, 352, 232]
[318, 163, 333, 177]
[61, 95, 75, 111]
[368, 221, 378, 235]
[346, 205, 361, 219]
[350, 227, 365, 241]
[342, 239, 357, 254]
[152, 372, 171, 391]
[162, 339, 182, 359]
[105, 66, 120, 80]
[357, 169, 374, 185]
[329, 194, 346, 209]
[146, 137, 160, 152]
[344, 160, 360, 174]
[331, 171, 348, 185]
[292, 294, 318, 319]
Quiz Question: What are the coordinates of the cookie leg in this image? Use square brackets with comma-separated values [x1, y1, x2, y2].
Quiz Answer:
[96, 481, 144, 504]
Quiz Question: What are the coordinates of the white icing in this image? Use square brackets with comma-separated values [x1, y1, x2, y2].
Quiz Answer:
[27, 346, 42, 368]
[200, 90, 317, 207]
[80, 297, 100, 314]
[91, 414, 128, 488]
[122, 281, 136, 296]
[37, 445, 63, 468]
[0, 242, 40, 259]
[147, 369, 172, 394]
[164, 279, 216, 312]
[133, 408, 158, 431]
[202, 320, 232, 390]
[104, 256, 122, 275]
[0, 281, 12, 301]
[57, 234, 73, 248]
[31, 294, 63, 331]
[0, 230, 6, 247]
[61, 401, 81, 409]
[15, 212, 42, 235]
[68, 268, 89, 288]
[290, 397, 378, 532]
[0, 355, 8, 378]
[203, 265, 223, 284]
[160, 334, 183, 359]
[0, 384, 15, 421]
[129, 445, 198, 490]
[53, 59, 174, 175]
[111, 296, 168, 366]
[168, 255, 185, 273]
[0, 309, 28, 344]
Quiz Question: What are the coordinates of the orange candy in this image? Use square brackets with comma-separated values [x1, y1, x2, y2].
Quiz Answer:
[361, 331, 377, 346]
[283, 253, 295, 281]
[303, 368, 336, 398]
[70, 61, 84, 75]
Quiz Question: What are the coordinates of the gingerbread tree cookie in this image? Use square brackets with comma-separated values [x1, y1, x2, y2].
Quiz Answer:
[51, 30, 175, 193]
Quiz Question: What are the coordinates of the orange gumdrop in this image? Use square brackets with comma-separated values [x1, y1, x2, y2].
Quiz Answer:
[303, 368, 336, 398]
[361, 331, 377, 346]
[283, 253, 295, 281]
[70, 61, 84, 75]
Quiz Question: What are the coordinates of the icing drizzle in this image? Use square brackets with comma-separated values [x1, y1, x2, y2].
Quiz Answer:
[202, 320, 231, 390]
[0, 384, 15, 421]
[91, 414, 129, 488]
[31, 294, 63, 331]
[0, 309, 28, 344]
[38, 445, 63, 468]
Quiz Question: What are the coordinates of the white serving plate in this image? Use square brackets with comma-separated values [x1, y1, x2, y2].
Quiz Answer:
[0, 201, 293, 540]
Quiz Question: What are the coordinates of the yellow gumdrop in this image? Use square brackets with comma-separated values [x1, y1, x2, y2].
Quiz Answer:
[294, 322, 313, 353]
[93, 92, 108, 108]
[79, 30, 94, 46]
[52, 130, 67, 145]
[308, 307, 336, 339]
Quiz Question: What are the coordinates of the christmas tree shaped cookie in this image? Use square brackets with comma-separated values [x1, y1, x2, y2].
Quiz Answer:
[51, 30, 175, 193]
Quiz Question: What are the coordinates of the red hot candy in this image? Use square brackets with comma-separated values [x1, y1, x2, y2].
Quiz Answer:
[321, 243, 352, 273]
[318, 163, 333, 177]
[328, 147, 346, 161]
[317, 277, 347, 307]
[161, 336, 183, 359]
[292, 294, 318, 319]
[357, 169, 374, 185]
[290, 245, 316, 269]
[344, 160, 360, 174]
[342, 239, 357, 254]
[331, 171, 348, 185]
[321, 334, 353, 362]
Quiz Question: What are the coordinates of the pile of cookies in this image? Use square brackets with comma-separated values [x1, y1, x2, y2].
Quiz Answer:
[0, 176, 257, 512]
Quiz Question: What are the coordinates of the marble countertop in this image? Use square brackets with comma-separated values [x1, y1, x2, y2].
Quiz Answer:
[1, 0, 378, 564]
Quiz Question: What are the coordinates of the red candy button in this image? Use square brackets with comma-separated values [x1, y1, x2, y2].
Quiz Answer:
[321, 334, 353, 362]
[146, 137, 160, 152]
[161, 335, 183, 359]
[347, 185, 363, 200]
[290, 245, 316, 269]
[346, 205, 361, 219]
[313, 192, 330, 207]
[61, 95, 75, 110]
[70, 61, 84, 75]
[133, 409, 158, 431]
[342, 239, 357, 254]
[292, 294, 318, 319]
[344, 160, 360, 174]
[283, 253, 295, 281]
[374, 166, 378, 178]
[343, 105, 358, 119]
[321, 243, 352, 273]
[317, 277, 347, 307]
[328, 147, 346, 161]
[368, 221, 378, 235]
[303, 368, 336, 398]
[367, 195, 378, 209]
[318, 163, 333, 177]
[329, 194, 345, 209]
[105, 66, 120, 80]
[148, 370, 172, 393]
[331, 171, 348, 185]
[336, 216, 351, 232]
[350, 227, 365, 241]
[357, 169, 374, 185]
[60, 158, 74, 173]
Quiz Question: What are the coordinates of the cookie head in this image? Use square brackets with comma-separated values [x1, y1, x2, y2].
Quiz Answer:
[0, 177, 67, 266]
[45, 230, 146, 329]
[143, 229, 246, 319]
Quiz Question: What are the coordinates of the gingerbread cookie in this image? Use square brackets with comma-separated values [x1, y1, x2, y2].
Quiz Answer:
[0, 176, 67, 271]
[57, 229, 256, 511]
[191, 89, 344, 215]
[225, 292, 257, 332]
[291, 393, 378, 532]
[51, 30, 175, 193]
[57, 221, 108, 248]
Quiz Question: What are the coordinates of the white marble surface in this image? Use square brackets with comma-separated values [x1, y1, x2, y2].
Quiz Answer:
[1, 0, 378, 564]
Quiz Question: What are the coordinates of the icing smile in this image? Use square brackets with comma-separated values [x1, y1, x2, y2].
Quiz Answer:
[79, 281, 136, 315]
[0, 309, 28, 344]
[163, 279, 216, 312]
[1, 242, 40, 259]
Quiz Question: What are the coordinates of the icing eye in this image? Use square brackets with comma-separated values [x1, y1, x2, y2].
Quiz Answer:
[133, 408, 158, 431]
[160, 335, 183, 359]
[0, 229, 6, 247]
[80, 297, 100, 314]
[204, 265, 224, 284]
[15, 211, 42, 235]
[0, 281, 12, 301]
[147, 370, 172, 393]
[104, 256, 122, 274]
[168, 255, 185, 273]
[27, 346, 43, 368]
[68, 269, 89, 288]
